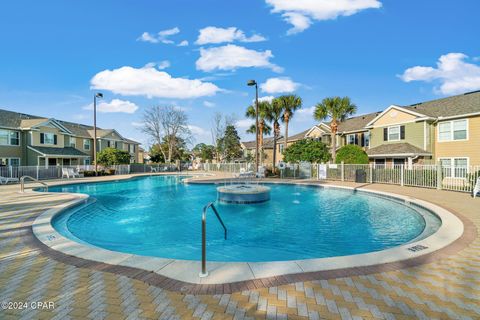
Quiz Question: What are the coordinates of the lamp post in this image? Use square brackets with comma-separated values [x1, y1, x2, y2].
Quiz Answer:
[247, 80, 259, 173]
[93, 92, 103, 176]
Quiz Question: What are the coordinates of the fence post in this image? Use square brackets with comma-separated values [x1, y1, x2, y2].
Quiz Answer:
[436, 163, 442, 190]
[341, 161, 345, 182]
[369, 164, 373, 184]
[400, 164, 404, 186]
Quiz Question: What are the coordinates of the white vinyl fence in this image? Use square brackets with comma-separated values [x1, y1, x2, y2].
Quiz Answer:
[203, 162, 480, 193]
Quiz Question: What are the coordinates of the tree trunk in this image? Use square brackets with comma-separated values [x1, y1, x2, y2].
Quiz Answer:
[331, 120, 338, 162]
[259, 121, 264, 165]
[284, 113, 290, 150]
[272, 122, 279, 173]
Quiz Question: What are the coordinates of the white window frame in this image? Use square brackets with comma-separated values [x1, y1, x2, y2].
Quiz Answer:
[43, 132, 55, 145]
[347, 134, 356, 145]
[0, 157, 21, 166]
[374, 158, 386, 167]
[84, 157, 91, 165]
[438, 157, 469, 178]
[68, 136, 76, 148]
[387, 125, 400, 141]
[437, 119, 469, 142]
[363, 132, 370, 147]
[83, 139, 91, 150]
[279, 143, 284, 153]
[0, 129, 20, 146]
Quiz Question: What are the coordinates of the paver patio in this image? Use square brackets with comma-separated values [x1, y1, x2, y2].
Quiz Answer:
[0, 174, 478, 319]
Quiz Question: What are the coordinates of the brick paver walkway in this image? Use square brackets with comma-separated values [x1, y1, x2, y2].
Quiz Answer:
[0, 177, 479, 319]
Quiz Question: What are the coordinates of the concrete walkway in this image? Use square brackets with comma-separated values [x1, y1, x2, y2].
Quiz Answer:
[0, 174, 479, 319]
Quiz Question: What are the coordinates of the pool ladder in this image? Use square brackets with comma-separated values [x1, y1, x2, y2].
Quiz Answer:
[20, 175, 48, 193]
[199, 202, 227, 278]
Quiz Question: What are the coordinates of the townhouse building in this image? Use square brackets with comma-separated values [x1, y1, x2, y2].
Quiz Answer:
[0, 108, 141, 167]
[241, 90, 480, 172]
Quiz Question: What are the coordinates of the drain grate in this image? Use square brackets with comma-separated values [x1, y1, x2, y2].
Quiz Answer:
[407, 244, 428, 252]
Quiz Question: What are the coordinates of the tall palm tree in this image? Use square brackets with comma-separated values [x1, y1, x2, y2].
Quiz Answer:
[246, 101, 270, 164]
[278, 95, 302, 150]
[266, 98, 284, 170]
[314, 96, 357, 162]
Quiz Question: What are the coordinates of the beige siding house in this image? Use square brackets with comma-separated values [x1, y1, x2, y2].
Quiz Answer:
[0, 108, 142, 167]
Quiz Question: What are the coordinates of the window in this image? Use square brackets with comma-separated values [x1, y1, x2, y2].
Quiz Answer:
[83, 139, 91, 150]
[41, 133, 55, 145]
[347, 134, 356, 145]
[374, 159, 385, 167]
[439, 157, 468, 178]
[393, 159, 405, 166]
[85, 158, 91, 165]
[0, 129, 20, 146]
[279, 144, 284, 153]
[107, 140, 111, 148]
[68, 136, 76, 147]
[363, 132, 370, 147]
[438, 119, 468, 141]
[0, 158, 20, 166]
[388, 126, 400, 141]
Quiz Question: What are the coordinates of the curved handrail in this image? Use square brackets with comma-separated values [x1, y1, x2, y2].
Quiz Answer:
[20, 175, 48, 193]
[200, 202, 227, 277]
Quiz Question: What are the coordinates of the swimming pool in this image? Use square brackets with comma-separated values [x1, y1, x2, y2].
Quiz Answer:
[50, 175, 441, 262]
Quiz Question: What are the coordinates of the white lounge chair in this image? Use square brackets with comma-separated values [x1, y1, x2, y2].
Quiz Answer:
[256, 166, 266, 178]
[151, 167, 158, 173]
[68, 168, 80, 178]
[61, 168, 70, 179]
[473, 177, 480, 198]
[0, 176, 19, 184]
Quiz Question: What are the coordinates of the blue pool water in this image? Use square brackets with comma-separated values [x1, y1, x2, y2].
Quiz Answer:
[50, 175, 441, 262]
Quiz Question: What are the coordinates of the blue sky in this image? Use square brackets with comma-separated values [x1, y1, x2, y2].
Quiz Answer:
[1, 0, 479, 147]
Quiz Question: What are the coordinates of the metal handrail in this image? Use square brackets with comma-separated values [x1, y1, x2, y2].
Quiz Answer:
[199, 202, 227, 278]
[20, 175, 48, 193]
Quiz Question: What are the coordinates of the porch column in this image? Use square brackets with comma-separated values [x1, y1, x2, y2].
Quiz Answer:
[45, 157, 49, 168]
[407, 157, 413, 170]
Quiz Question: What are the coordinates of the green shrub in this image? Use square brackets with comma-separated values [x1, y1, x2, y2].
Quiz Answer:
[283, 139, 331, 163]
[97, 148, 131, 166]
[335, 145, 368, 164]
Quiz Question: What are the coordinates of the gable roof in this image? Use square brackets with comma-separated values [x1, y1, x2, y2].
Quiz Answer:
[0, 109, 44, 129]
[403, 90, 480, 118]
[336, 111, 382, 133]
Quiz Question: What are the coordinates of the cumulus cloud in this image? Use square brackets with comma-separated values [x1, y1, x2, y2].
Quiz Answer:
[144, 60, 170, 70]
[195, 26, 266, 45]
[196, 44, 283, 73]
[137, 27, 181, 45]
[235, 119, 254, 130]
[90, 65, 221, 99]
[203, 101, 215, 108]
[258, 96, 275, 103]
[178, 40, 189, 47]
[188, 125, 211, 143]
[266, 0, 382, 34]
[399, 53, 480, 95]
[295, 106, 316, 121]
[83, 99, 139, 114]
[260, 77, 300, 93]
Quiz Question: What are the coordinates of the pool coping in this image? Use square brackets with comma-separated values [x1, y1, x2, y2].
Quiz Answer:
[30, 175, 473, 292]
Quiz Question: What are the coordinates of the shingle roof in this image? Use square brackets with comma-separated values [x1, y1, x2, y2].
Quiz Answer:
[287, 129, 309, 141]
[366, 143, 431, 156]
[0, 109, 44, 128]
[336, 112, 382, 133]
[403, 90, 480, 118]
[242, 135, 284, 149]
[28, 146, 89, 157]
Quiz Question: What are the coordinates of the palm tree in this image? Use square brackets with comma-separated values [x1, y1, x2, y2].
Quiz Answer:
[266, 98, 284, 171]
[314, 96, 357, 162]
[246, 101, 270, 164]
[278, 95, 302, 150]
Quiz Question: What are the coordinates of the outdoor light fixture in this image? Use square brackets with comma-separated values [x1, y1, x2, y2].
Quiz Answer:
[247, 80, 259, 174]
[93, 92, 103, 176]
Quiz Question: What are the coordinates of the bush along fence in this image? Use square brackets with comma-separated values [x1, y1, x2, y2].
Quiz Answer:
[202, 162, 480, 193]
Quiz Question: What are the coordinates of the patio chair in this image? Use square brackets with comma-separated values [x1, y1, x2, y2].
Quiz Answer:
[151, 167, 158, 173]
[61, 168, 71, 179]
[68, 168, 80, 178]
[0, 176, 19, 184]
[256, 166, 266, 179]
[474, 177, 480, 198]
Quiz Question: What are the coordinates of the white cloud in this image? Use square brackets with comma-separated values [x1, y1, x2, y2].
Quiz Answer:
[131, 121, 143, 127]
[90, 65, 221, 99]
[195, 26, 266, 45]
[203, 101, 215, 108]
[144, 60, 170, 70]
[258, 96, 275, 103]
[196, 44, 283, 73]
[83, 99, 139, 114]
[295, 106, 315, 121]
[178, 40, 189, 47]
[260, 77, 300, 93]
[188, 125, 211, 143]
[137, 27, 181, 45]
[399, 53, 480, 95]
[235, 119, 254, 130]
[266, 0, 382, 34]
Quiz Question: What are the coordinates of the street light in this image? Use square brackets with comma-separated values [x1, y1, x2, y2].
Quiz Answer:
[93, 92, 103, 176]
[247, 80, 259, 173]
